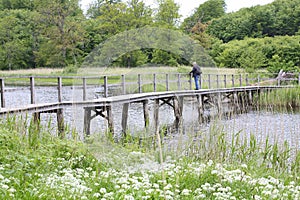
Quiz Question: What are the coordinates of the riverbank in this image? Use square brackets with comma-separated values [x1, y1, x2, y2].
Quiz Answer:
[0, 66, 245, 76]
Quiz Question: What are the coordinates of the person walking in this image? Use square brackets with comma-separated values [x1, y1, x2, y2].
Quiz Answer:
[190, 62, 202, 90]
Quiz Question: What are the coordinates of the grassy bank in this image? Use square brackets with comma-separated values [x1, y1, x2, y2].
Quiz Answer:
[0, 66, 245, 77]
[0, 115, 300, 199]
[258, 87, 300, 110]
[0, 66, 246, 86]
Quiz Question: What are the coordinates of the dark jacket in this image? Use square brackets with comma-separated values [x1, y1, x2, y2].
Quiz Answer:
[190, 64, 202, 77]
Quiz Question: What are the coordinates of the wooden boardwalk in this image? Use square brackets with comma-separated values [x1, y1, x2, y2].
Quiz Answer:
[1, 71, 298, 137]
[0, 84, 287, 137]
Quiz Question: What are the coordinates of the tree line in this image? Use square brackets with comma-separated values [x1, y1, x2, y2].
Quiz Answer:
[0, 0, 299, 73]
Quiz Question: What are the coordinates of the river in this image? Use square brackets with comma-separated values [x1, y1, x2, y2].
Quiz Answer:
[2, 86, 300, 149]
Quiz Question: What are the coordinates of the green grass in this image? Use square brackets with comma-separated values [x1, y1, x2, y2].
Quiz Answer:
[258, 87, 300, 110]
[1, 113, 300, 199]
[1, 67, 280, 90]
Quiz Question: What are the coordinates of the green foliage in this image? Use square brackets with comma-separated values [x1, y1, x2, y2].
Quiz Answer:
[1, 108, 300, 199]
[155, 0, 181, 28]
[34, 0, 86, 68]
[0, 0, 34, 10]
[208, 0, 300, 42]
[213, 36, 300, 72]
[113, 50, 148, 67]
[0, 10, 38, 70]
[181, 0, 226, 32]
[151, 49, 179, 66]
[0, 0, 299, 70]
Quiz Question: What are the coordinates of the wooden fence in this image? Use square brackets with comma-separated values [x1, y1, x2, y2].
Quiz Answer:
[1, 72, 299, 109]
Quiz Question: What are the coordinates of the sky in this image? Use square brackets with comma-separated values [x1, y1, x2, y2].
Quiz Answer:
[79, 0, 275, 18]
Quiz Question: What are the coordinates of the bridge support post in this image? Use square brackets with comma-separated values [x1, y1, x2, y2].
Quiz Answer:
[84, 108, 92, 137]
[106, 106, 114, 136]
[248, 90, 253, 106]
[197, 95, 204, 123]
[83, 106, 114, 137]
[233, 92, 240, 113]
[173, 96, 183, 130]
[121, 103, 129, 136]
[32, 112, 40, 131]
[57, 108, 65, 138]
[217, 93, 222, 115]
[143, 100, 149, 128]
[0, 78, 5, 108]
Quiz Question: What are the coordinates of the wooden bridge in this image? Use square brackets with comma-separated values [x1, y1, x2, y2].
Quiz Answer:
[0, 72, 298, 138]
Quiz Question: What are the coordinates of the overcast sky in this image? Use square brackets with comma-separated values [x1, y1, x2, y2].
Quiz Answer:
[80, 0, 275, 18]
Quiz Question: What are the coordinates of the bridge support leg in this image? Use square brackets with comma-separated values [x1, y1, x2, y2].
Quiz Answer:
[239, 93, 247, 113]
[32, 112, 40, 131]
[143, 100, 149, 128]
[83, 106, 114, 137]
[173, 96, 183, 130]
[121, 103, 129, 137]
[233, 92, 240, 113]
[248, 91, 253, 106]
[106, 106, 114, 136]
[197, 95, 204, 123]
[57, 108, 65, 138]
[84, 108, 92, 137]
[217, 93, 222, 116]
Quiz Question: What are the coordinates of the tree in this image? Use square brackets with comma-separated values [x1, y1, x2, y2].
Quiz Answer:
[86, 0, 121, 19]
[85, 0, 154, 67]
[181, 0, 225, 33]
[34, 0, 86, 67]
[0, 10, 38, 70]
[154, 0, 181, 28]
[0, 0, 34, 10]
[207, 0, 300, 43]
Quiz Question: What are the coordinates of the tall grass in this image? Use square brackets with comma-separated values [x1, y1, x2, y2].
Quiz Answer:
[258, 87, 300, 110]
[1, 104, 300, 199]
[2, 67, 300, 199]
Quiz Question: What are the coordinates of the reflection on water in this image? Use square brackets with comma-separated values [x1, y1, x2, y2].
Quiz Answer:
[218, 110, 300, 148]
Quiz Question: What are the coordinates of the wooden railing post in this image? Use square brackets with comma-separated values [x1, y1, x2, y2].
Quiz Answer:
[231, 74, 235, 87]
[246, 74, 249, 86]
[216, 74, 219, 88]
[153, 73, 156, 92]
[104, 76, 108, 97]
[166, 74, 169, 91]
[189, 73, 193, 90]
[257, 75, 260, 86]
[58, 77, 62, 102]
[224, 74, 227, 88]
[277, 76, 281, 86]
[138, 74, 142, 93]
[82, 77, 86, 101]
[122, 75, 126, 95]
[177, 74, 181, 90]
[239, 74, 242, 87]
[0, 78, 5, 108]
[199, 74, 202, 89]
[30, 77, 35, 104]
[208, 74, 211, 89]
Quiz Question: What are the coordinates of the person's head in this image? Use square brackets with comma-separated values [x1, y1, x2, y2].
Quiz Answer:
[192, 62, 197, 66]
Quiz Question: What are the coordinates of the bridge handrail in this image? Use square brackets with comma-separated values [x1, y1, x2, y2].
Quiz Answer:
[0, 72, 299, 109]
[0, 85, 291, 115]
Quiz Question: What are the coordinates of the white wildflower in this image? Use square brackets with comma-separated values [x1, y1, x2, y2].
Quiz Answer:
[93, 193, 101, 198]
[100, 188, 107, 194]
[181, 189, 191, 196]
